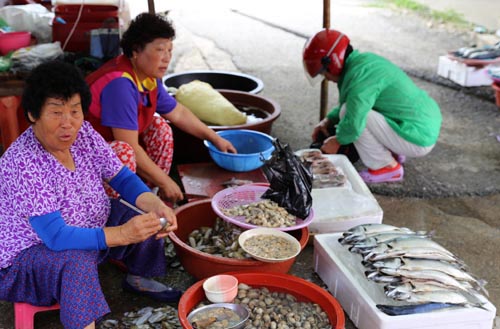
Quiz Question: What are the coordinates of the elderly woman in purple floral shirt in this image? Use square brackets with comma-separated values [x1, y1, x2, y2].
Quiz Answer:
[0, 61, 182, 328]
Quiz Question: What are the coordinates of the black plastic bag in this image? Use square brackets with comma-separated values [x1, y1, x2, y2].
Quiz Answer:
[261, 139, 313, 219]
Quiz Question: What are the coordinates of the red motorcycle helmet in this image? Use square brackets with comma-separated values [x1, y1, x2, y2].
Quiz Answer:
[303, 29, 350, 85]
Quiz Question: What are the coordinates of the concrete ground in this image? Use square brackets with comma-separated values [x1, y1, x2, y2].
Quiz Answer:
[0, 0, 499, 328]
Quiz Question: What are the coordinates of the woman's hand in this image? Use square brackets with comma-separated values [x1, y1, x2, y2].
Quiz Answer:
[312, 117, 331, 142]
[321, 136, 341, 154]
[212, 136, 237, 154]
[119, 212, 163, 244]
[152, 203, 178, 239]
[158, 176, 183, 203]
[134, 191, 178, 238]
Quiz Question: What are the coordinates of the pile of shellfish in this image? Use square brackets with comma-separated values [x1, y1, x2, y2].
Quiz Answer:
[187, 217, 252, 259]
[221, 200, 297, 228]
[196, 283, 331, 329]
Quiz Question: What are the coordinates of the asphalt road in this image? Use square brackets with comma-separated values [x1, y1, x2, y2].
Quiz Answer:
[0, 0, 498, 328]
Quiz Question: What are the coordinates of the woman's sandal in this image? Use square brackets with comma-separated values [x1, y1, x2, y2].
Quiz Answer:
[359, 163, 404, 183]
[122, 276, 182, 302]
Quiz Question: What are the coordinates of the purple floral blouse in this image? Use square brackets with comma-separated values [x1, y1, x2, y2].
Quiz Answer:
[0, 121, 123, 269]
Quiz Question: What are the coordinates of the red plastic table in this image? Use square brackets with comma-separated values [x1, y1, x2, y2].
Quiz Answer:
[177, 162, 268, 198]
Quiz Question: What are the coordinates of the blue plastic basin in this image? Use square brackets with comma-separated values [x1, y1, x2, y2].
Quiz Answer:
[204, 130, 275, 172]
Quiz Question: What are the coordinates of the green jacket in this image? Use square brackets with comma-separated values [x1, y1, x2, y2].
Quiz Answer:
[327, 50, 442, 147]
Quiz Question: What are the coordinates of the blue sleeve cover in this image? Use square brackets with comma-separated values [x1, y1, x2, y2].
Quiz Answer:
[108, 166, 151, 204]
[29, 211, 107, 251]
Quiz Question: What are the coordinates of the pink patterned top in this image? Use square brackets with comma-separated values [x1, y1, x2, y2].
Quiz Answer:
[0, 121, 123, 269]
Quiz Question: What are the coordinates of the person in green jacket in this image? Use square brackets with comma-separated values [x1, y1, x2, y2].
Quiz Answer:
[303, 29, 442, 183]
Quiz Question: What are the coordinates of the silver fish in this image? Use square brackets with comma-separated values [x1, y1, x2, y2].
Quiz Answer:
[380, 268, 471, 292]
[340, 224, 414, 244]
[394, 289, 484, 307]
[384, 237, 453, 255]
[365, 271, 403, 284]
[385, 281, 447, 298]
[399, 259, 476, 282]
[364, 245, 461, 264]
[349, 232, 432, 253]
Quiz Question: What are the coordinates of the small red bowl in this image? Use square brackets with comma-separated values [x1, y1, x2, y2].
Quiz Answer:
[0, 31, 31, 55]
[169, 199, 309, 279]
[178, 271, 345, 329]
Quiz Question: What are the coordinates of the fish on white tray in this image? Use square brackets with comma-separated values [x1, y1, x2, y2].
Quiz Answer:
[339, 223, 415, 244]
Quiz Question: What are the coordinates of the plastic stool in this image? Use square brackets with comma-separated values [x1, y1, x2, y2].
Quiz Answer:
[14, 302, 61, 329]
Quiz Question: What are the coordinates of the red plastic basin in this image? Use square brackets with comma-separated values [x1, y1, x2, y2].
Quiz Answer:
[169, 199, 309, 279]
[178, 271, 345, 329]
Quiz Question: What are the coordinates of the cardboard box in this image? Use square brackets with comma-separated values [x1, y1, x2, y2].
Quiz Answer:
[437, 55, 493, 87]
[314, 233, 497, 329]
[296, 152, 383, 234]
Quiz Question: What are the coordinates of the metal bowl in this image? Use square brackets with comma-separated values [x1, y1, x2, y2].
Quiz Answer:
[164, 70, 264, 94]
[187, 303, 249, 329]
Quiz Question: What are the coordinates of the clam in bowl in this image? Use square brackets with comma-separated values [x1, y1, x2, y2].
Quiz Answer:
[187, 302, 249, 329]
[238, 228, 301, 262]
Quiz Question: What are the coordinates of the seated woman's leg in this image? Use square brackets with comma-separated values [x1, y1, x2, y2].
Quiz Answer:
[0, 245, 108, 328]
[105, 200, 166, 276]
[103, 199, 181, 302]
[141, 116, 174, 175]
[105, 141, 137, 198]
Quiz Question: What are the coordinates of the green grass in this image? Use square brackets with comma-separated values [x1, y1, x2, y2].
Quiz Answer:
[372, 0, 473, 30]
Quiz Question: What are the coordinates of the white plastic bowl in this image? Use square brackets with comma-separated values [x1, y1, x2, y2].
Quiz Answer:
[238, 228, 301, 262]
[203, 274, 239, 303]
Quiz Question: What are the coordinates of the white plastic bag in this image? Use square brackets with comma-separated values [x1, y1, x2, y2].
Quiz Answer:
[176, 80, 247, 126]
[11, 42, 64, 72]
[0, 4, 54, 43]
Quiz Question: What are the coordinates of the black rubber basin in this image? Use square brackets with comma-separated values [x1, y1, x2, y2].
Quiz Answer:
[163, 70, 264, 94]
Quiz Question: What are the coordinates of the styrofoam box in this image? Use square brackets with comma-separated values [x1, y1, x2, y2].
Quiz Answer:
[314, 233, 497, 329]
[296, 151, 383, 234]
[437, 55, 492, 87]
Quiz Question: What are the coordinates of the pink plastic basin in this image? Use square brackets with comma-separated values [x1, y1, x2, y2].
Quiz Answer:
[0, 31, 31, 55]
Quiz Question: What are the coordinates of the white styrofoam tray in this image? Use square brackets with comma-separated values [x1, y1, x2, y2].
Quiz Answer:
[296, 151, 383, 234]
[437, 55, 493, 87]
[314, 233, 496, 329]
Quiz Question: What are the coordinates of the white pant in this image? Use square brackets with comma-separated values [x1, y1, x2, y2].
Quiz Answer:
[339, 105, 435, 169]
